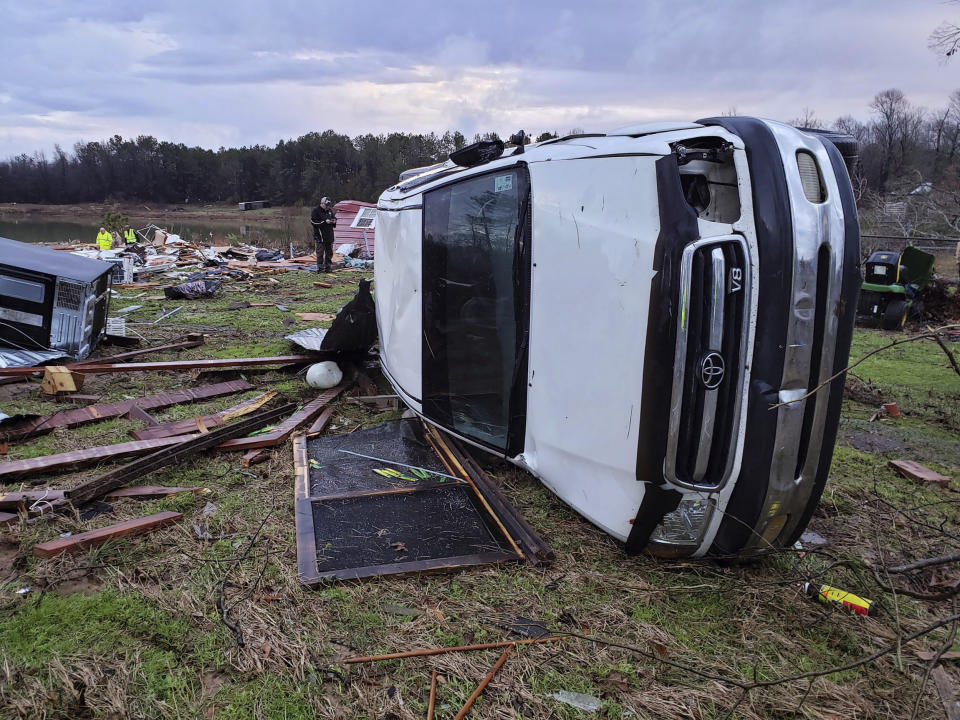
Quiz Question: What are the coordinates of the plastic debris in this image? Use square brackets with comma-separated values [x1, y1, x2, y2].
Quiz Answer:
[549, 690, 602, 713]
[803, 582, 875, 616]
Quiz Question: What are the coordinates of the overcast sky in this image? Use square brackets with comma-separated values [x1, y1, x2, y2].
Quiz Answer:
[1, 0, 957, 157]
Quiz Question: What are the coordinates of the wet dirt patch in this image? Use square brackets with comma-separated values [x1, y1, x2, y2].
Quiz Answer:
[201, 670, 229, 700]
[840, 417, 960, 468]
[0, 540, 19, 575]
[844, 431, 908, 455]
[52, 571, 103, 597]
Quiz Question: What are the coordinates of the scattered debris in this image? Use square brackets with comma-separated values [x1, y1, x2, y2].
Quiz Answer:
[219, 384, 348, 452]
[40, 367, 85, 395]
[130, 390, 277, 441]
[888, 459, 952, 488]
[33, 511, 183, 558]
[0, 380, 253, 441]
[66, 403, 296, 507]
[163, 278, 221, 300]
[802, 582, 875, 616]
[548, 690, 602, 713]
[0, 356, 316, 379]
[0, 437, 197, 483]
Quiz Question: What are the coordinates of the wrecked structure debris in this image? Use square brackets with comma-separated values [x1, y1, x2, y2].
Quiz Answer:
[376, 117, 862, 558]
[0, 236, 112, 360]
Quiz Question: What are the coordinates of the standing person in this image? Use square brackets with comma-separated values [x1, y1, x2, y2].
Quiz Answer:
[95, 227, 112, 251]
[311, 197, 337, 273]
[123, 226, 137, 245]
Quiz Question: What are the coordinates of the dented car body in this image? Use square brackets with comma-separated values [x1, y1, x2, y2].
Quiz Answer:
[374, 117, 860, 557]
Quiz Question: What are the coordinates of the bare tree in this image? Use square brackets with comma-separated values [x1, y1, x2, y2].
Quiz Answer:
[789, 107, 824, 129]
[870, 89, 925, 194]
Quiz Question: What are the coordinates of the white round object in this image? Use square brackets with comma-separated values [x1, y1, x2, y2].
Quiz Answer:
[306, 361, 343, 389]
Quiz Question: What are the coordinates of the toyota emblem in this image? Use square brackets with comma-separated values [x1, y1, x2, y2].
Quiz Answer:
[699, 352, 725, 390]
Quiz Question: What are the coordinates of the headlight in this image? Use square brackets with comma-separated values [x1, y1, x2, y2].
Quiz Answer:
[647, 497, 713, 554]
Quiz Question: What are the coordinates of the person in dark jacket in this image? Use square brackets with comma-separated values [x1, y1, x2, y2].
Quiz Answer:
[311, 197, 337, 273]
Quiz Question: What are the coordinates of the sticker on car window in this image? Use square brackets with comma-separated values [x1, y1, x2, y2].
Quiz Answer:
[494, 175, 513, 192]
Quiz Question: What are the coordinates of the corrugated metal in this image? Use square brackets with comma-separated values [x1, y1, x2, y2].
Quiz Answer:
[334, 200, 376, 259]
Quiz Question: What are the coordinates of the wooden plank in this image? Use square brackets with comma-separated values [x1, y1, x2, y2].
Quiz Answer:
[131, 391, 277, 441]
[428, 426, 554, 564]
[241, 449, 268, 467]
[313, 282, 333, 288]
[66, 403, 297, 506]
[889, 460, 951, 488]
[218, 383, 349, 451]
[0, 355, 318, 378]
[306, 407, 335, 436]
[33, 511, 182, 558]
[0, 436, 198, 483]
[105, 485, 201, 500]
[294, 313, 336, 322]
[0, 489, 66, 511]
[124, 405, 158, 426]
[0, 380, 253, 441]
[0, 511, 18, 526]
[54, 394, 101, 404]
[292, 434, 319, 583]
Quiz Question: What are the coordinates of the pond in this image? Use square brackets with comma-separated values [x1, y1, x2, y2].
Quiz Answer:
[0, 216, 295, 248]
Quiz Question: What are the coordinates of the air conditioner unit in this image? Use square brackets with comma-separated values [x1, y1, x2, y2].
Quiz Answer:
[0, 236, 113, 359]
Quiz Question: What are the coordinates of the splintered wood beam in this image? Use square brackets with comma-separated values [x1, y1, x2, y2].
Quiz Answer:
[218, 383, 350, 451]
[130, 391, 277, 441]
[0, 380, 254, 441]
[0, 486, 200, 510]
[66, 403, 296, 506]
[0, 437, 198, 483]
[0, 355, 318, 378]
[241, 449, 268, 467]
[33, 511, 183, 558]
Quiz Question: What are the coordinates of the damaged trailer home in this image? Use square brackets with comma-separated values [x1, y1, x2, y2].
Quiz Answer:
[375, 117, 861, 558]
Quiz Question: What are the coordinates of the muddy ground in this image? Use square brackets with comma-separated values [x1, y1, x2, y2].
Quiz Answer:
[0, 269, 959, 719]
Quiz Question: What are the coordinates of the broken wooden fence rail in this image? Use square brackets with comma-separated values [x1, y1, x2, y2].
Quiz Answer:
[343, 636, 565, 663]
[0, 380, 254, 441]
[0, 355, 319, 379]
[0, 436, 198, 483]
[66, 403, 296, 506]
[33, 511, 182, 558]
[427, 670, 439, 720]
[453, 644, 514, 720]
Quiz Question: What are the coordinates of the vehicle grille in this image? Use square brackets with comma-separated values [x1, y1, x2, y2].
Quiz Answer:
[664, 236, 751, 490]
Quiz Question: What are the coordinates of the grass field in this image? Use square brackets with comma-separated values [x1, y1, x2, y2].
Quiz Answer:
[1, 269, 959, 719]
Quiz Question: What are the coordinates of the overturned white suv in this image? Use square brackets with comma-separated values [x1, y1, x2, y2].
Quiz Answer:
[374, 117, 860, 558]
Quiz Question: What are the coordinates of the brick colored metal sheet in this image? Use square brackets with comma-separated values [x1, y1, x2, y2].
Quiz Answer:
[131, 391, 276, 441]
[0, 355, 316, 378]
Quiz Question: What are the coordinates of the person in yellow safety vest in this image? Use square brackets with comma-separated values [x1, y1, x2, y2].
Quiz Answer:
[96, 227, 112, 251]
[123, 226, 136, 244]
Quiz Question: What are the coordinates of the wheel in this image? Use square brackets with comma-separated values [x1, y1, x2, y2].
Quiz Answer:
[797, 128, 859, 178]
[881, 299, 908, 330]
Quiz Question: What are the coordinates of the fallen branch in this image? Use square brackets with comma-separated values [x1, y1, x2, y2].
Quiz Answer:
[769, 323, 960, 410]
[889, 553, 960, 574]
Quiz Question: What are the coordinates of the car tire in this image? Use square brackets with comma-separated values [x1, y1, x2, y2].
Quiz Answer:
[881, 299, 908, 330]
[797, 128, 859, 178]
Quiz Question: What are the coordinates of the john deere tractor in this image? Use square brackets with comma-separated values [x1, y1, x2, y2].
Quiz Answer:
[857, 246, 936, 330]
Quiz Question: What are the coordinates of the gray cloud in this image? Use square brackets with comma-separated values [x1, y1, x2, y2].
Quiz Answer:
[0, 0, 957, 156]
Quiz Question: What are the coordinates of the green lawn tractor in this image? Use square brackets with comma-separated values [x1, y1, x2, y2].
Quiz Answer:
[857, 246, 936, 330]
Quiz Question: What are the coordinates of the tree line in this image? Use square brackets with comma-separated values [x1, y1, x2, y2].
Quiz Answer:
[1, 89, 960, 220]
